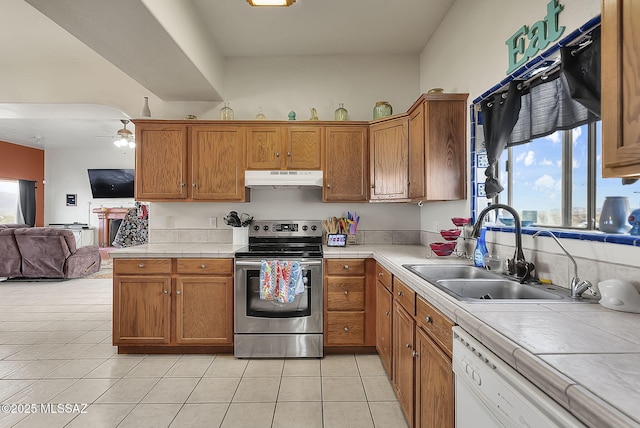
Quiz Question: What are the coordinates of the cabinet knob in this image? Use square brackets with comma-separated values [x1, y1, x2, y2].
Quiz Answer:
[405, 343, 412, 349]
[163, 290, 168, 294]
[180, 183, 185, 188]
[344, 290, 349, 295]
[343, 265, 349, 269]
[287, 151, 291, 157]
[343, 326, 349, 332]
[371, 184, 375, 189]
[200, 264, 206, 269]
[276, 152, 280, 157]
[326, 184, 331, 188]
[397, 291, 403, 297]
[412, 351, 418, 358]
[176, 290, 181, 295]
[385, 310, 391, 316]
[138, 263, 145, 268]
[192, 183, 197, 188]
[378, 272, 384, 277]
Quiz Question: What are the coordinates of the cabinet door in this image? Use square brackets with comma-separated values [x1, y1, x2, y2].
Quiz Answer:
[408, 103, 426, 200]
[602, 0, 640, 177]
[324, 126, 368, 201]
[415, 327, 454, 428]
[370, 118, 409, 201]
[424, 95, 468, 200]
[175, 276, 233, 345]
[393, 300, 415, 427]
[246, 126, 283, 169]
[191, 126, 245, 201]
[286, 126, 322, 169]
[135, 124, 188, 200]
[113, 275, 171, 345]
[376, 280, 393, 379]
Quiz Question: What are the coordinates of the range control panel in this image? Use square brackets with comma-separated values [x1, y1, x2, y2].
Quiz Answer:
[249, 220, 322, 237]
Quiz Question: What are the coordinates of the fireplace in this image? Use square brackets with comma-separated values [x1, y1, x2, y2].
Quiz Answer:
[92, 207, 130, 247]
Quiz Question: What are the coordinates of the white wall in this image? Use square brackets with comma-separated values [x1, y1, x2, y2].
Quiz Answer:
[44, 146, 135, 231]
[418, 0, 600, 233]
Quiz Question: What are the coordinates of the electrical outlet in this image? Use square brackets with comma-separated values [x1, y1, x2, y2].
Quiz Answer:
[209, 217, 217, 228]
[165, 216, 174, 229]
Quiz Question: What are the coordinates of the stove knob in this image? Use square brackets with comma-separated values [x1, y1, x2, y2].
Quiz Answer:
[310, 225, 317, 231]
[263, 225, 269, 231]
[302, 225, 308, 231]
[253, 225, 260, 231]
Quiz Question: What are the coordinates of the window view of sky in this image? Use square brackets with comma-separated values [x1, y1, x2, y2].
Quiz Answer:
[0, 179, 18, 223]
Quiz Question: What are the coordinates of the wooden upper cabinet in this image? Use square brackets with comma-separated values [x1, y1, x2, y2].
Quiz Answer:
[602, 0, 640, 177]
[135, 123, 188, 200]
[245, 126, 282, 169]
[191, 126, 245, 201]
[370, 117, 409, 201]
[324, 126, 368, 202]
[286, 126, 322, 169]
[423, 93, 468, 201]
[408, 104, 426, 200]
[245, 125, 322, 170]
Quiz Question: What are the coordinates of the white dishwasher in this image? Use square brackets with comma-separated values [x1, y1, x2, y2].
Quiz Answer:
[452, 326, 585, 427]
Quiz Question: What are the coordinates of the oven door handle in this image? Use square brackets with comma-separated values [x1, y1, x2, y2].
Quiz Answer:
[235, 260, 322, 267]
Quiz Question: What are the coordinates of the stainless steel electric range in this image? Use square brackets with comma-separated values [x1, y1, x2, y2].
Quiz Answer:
[234, 220, 323, 358]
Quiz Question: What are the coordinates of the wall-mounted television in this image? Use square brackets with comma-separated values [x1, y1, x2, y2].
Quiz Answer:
[87, 169, 135, 199]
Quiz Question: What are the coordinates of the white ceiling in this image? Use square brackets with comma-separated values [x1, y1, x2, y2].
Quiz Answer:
[0, 0, 455, 149]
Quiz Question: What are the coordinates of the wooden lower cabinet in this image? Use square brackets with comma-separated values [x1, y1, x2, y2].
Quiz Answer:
[113, 258, 234, 350]
[376, 280, 393, 378]
[393, 300, 415, 426]
[324, 258, 376, 348]
[415, 327, 454, 428]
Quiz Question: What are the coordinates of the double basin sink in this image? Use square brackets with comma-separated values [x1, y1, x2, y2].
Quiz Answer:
[403, 264, 579, 302]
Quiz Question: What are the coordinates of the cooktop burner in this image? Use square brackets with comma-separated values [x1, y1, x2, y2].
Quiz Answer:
[235, 220, 323, 259]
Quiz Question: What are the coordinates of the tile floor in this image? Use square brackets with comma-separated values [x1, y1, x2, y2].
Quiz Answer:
[0, 277, 408, 428]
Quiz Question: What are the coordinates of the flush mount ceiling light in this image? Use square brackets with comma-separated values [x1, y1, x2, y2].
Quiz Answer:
[113, 119, 135, 149]
[246, 0, 296, 6]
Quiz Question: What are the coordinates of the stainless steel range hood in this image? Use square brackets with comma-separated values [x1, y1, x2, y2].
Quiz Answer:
[244, 170, 323, 189]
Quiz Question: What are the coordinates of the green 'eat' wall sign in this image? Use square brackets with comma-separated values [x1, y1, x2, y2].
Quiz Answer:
[505, 0, 565, 74]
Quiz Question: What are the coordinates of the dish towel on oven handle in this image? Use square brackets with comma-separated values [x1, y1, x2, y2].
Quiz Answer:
[259, 260, 304, 303]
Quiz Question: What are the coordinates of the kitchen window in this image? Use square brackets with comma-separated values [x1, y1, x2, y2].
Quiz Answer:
[493, 121, 640, 230]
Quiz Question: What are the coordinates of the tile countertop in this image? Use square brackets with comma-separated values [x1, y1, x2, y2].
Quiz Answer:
[326, 245, 640, 428]
[110, 243, 640, 427]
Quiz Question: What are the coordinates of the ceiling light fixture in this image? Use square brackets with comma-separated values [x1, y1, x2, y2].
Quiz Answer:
[246, 0, 296, 6]
[113, 119, 135, 149]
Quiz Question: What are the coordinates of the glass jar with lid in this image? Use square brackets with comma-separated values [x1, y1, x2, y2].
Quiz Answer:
[220, 102, 234, 120]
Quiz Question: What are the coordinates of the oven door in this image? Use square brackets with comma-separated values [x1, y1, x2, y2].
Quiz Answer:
[234, 259, 323, 334]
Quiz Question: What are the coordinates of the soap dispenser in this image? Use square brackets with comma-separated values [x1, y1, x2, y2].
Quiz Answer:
[474, 227, 489, 267]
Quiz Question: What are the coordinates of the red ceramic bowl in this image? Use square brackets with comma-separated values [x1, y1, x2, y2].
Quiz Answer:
[440, 229, 462, 241]
[451, 217, 471, 227]
[430, 241, 457, 256]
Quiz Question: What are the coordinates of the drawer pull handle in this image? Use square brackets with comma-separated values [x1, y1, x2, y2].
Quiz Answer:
[397, 291, 403, 297]
[405, 343, 412, 349]
[344, 291, 349, 295]
[425, 316, 433, 323]
[200, 264, 206, 269]
[138, 263, 145, 268]
[343, 326, 349, 332]
[378, 272, 384, 276]
[385, 310, 391, 316]
[343, 265, 349, 269]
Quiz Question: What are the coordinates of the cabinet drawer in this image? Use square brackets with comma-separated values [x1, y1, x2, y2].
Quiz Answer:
[326, 277, 365, 311]
[114, 258, 172, 275]
[393, 277, 416, 316]
[325, 259, 365, 276]
[176, 258, 233, 275]
[326, 312, 365, 345]
[376, 263, 392, 291]
[416, 296, 454, 355]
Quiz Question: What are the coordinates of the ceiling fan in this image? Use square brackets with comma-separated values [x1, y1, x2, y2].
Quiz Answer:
[113, 119, 135, 149]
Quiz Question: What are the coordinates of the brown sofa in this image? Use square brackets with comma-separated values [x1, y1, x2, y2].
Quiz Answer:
[0, 226, 101, 279]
